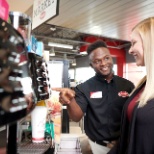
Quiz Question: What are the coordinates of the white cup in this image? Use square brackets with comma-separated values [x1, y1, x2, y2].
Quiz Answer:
[31, 106, 47, 143]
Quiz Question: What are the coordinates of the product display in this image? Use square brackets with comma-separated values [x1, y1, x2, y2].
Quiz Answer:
[28, 53, 51, 101]
[0, 7, 69, 153]
[0, 17, 34, 126]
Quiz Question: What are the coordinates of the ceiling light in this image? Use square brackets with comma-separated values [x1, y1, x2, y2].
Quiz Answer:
[79, 51, 87, 55]
[49, 47, 55, 56]
[48, 42, 73, 49]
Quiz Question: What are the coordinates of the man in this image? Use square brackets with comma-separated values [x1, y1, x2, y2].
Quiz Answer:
[53, 40, 134, 154]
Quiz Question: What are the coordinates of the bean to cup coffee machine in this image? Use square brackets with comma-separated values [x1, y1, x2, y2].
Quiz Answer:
[0, 14, 36, 153]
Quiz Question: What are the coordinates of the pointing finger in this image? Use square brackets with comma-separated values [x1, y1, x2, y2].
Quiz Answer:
[52, 88, 63, 92]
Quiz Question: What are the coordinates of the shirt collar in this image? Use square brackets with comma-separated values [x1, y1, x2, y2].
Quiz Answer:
[95, 73, 114, 83]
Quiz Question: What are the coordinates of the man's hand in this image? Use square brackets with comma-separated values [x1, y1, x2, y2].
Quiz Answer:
[52, 88, 75, 105]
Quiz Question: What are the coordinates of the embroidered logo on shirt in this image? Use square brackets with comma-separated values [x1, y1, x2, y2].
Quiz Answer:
[118, 91, 129, 97]
[90, 91, 102, 98]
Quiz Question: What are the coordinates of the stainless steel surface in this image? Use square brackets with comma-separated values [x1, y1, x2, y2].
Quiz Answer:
[18, 141, 51, 154]
[56, 134, 82, 154]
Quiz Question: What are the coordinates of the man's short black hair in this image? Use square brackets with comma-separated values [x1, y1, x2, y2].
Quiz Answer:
[87, 40, 107, 55]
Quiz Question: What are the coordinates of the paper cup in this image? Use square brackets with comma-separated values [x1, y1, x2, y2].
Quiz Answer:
[31, 106, 47, 143]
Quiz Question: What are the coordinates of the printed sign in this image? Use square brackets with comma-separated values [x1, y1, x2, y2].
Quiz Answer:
[0, 0, 9, 21]
[32, 0, 59, 29]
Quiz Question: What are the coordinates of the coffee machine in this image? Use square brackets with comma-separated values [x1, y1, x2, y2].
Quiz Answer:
[0, 15, 35, 153]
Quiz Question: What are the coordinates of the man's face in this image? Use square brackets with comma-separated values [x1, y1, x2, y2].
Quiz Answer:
[89, 47, 113, 77]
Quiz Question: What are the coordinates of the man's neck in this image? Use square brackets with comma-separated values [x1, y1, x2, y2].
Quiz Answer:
[96, 72, 114, 83]
[105, 73, 113, 83]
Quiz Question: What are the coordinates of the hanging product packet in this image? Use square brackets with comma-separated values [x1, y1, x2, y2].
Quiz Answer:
[45, 91, 62, 144]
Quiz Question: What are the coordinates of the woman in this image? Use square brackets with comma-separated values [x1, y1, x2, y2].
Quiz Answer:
[108, 17, 154, 154]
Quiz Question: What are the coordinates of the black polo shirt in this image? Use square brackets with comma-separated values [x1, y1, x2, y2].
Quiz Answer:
[74, 74, 134, 141]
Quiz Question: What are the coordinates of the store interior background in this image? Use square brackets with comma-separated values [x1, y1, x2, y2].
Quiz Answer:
[7, 0, 149, 86]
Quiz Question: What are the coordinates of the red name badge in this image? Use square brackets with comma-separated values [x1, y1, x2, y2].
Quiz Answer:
[90, 91, 102, 98]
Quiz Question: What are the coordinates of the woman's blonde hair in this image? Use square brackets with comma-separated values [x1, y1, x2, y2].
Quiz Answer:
[132, 17, 154, 107]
